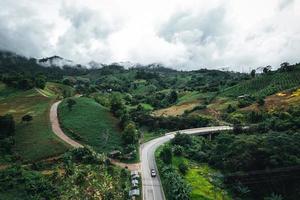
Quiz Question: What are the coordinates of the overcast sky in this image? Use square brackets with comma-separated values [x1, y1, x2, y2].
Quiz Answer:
[0, 0, 299, 71]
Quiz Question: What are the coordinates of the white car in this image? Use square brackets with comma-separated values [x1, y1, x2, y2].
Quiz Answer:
[151, 169, 156, 177]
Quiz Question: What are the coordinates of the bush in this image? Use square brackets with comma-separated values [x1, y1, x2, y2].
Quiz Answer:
[178, 163, 188, 175]
[0, 166, 59, 199]
[226, 104, 236, 113]
[63, 147, 105, 164]
[0, 114, 15, 139]
[171, 133, 192, 147]
[160, 146, 172, 164]
[0, 137, 14, 154]
[161, 166, 191, 200]
[173, 145, 184, 156]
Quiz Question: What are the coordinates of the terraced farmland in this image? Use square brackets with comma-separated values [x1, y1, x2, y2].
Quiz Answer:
[222, 64, 300, 97]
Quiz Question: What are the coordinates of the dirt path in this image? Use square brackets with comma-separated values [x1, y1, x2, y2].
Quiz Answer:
[50, 101, 83, 148]
[50, 100, 140, 170]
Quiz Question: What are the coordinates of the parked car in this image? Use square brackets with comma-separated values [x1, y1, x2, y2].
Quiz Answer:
[151, 169, 156, 177]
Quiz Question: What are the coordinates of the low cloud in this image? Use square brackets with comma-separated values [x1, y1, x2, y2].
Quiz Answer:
[0, 0, 299, 71]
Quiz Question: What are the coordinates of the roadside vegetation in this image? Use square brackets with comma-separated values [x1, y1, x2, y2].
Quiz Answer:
[0, 147, 131, 199]
[156, 141, 232, 200]
[157, 131, 300, 200]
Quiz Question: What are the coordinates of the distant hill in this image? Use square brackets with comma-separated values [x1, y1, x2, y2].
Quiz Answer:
[38, 55, 75, 67]
[222, 64, 300, 98]
[0, 51, 88, 80]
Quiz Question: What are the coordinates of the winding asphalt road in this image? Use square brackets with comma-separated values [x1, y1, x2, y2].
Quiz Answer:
[140, 126, 233, 200]
[49, 99, 232, 200]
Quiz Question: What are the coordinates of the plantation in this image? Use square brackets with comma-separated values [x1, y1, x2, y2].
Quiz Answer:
[0, 147, 131, 200]
[222, 64, 300, 98]
[41, 82, 75, 98]
[58, 97, 123, 153]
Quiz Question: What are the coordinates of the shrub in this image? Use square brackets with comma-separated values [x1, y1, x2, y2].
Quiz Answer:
[173, 145, 184, 156]
[178, 163, 188, 175]
[161, 166, 191, 200]
[63, 147, 105, 164]
[22, 114, 33, 123]
[160, 146, 172, 164]
[171, 133, 192, 147]
[0, 114, 15, 139]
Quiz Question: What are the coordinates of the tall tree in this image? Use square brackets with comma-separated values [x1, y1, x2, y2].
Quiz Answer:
[250, 69, 256, 78]
[122, 122, 138, 144]
[263, 66, 272, 74]
[110, 94, 124, 117]
[168, 90, 178, 104]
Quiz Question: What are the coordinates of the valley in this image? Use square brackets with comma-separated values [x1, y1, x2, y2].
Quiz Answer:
[1, 51, 300, 199]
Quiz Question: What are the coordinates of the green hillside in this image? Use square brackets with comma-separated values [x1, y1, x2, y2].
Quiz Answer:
[222, 64, 300, 97]
[0, 83, 69, 162]
[58, 97, 122, 153]
[43, 82, 75, 97]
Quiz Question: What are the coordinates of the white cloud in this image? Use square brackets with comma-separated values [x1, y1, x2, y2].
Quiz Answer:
[0, 0, 299, 71]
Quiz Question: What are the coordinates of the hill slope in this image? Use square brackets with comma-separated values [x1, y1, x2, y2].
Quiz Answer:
[222, 64, 300, 97]
[58, 97, 122, 153]
[0, 83, 69, 162]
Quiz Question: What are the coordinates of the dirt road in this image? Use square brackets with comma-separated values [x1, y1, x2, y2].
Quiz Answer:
[50, 101, 83, 148]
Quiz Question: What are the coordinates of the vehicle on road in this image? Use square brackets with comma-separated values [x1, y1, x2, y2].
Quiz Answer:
[151, 169, 156, 177]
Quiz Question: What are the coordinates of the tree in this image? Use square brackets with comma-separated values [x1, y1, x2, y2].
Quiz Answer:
[250, 69, 256, 78]
[67, 99, 76, 111]
[122, 122, 138, 144]
[263, 66, 272, 74]
[168, 90, 178, 104]
[35, 75, 46, 89]
[161, 166, 191, 200]
[160, 146, 172, 164]
[18, 79, 34, 90]
[280, 62, 292, 72]
[226, 104, 236, 113]
[110, 94, 124, 117]
[173, 145, 184, 156]
[178, 162, 188, 175]
[171, 133, 192, 147]
[248, 111, 263, 123]
[233, 123, 243, 134]
[22, 114, 33, 123]
[257, 98, 265, 106]
[0, 114, 15, 139]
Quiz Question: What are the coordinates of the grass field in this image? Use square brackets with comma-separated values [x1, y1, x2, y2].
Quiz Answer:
[178, 91, 203, 104]
[172, 156, 231, 200]
[58, 97, 123, 153]
[0, 83, 69, 162]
